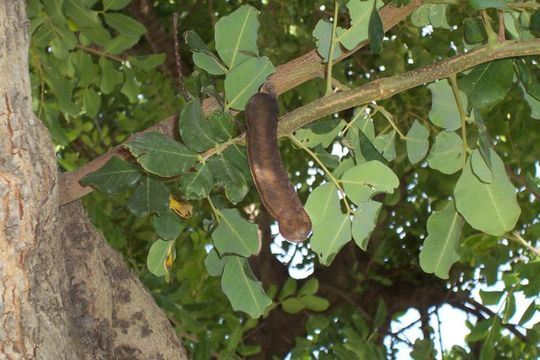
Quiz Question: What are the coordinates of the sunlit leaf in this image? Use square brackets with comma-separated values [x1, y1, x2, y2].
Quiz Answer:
[212, 209, 259, 257]
[341, 161, 399, 205]
[419, 200, 464, 279]
[215, 5, 259, 68]
[454, 150, 521, 235]
[221, 256, 271, 318]
[406, 120, 430, 164]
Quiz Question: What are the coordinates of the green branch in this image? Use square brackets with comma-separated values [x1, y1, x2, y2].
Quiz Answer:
[325, 1, 340, 96]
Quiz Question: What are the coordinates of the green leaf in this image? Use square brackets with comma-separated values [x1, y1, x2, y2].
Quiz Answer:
[124, 132, 198, 177]
[304, 181, 348, 265]
[99, 57, 123, 94]
[305, 183, 341, 226]
[336, 0, 375, 50]
[310, 213, 351, 266]
[282, 298, 305, 314]
[474, 109, 493, 169]
[64, 0, 99, 27]
[298, 278, 319, 297]
[341, 161, 399, 205]
[208, 154, 249, 204]
[104, 34, 139, 55]
[129, 54, 166, 71]
[465, 318, 492, 342]
[428, 4, 451, 29]
[179, 163, 213, 200]
[295, 119, 346, 149]
[121, 67, 139, 103]
[518, 300, 537, 326]
[179, 99, 219, 152]
[215, 5, 259, 68]
[479, 290, 504, 305]
[193, 52, 228, 75]
[352, 201, 382, 250]
[419, 200, 464, 279]
[103, 0, 132, 11]
[80, 156, 140, 193]
[523, 88, 540, 119]
[313, 19, 342, 62]
[427, 131, 464, 174]
[221, 256, 271, 318]
[224, 56, 275, 110]
[147, 239, 175, 277]
[212, 209, 259, 257]
[470, 0, 509, 11]
[464, 17, 487, 44]
[127, 176, 170, 217]
[459, 59, 514, 111]
[503, 292, 516, 323]
[82, 88, 101, 117]
[516, 59, 540, 101]
[103, 13, 146, 38]
[153, 210, 184, 241]
[471, 149, 493, 183]
[207, 111, 235, 142]
[373, 131, 396, 162]
[79, 25, 112, 47]
[374, 300, 387, 329]
[428, 80, 464, 131]
[205, 248, 226, 277]
[410, 339, 437, 360]
[406, 120, 430, 164]
[278, 278, 298, 301]
[184, 30, 212, 53]
[454, 150, 521, 236]
[300, 295, 330, 312]
[368, 3, 384, 54]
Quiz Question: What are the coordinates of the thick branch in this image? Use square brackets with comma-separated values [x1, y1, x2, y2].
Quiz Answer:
[277, 40, 540, 135]
[57, 0, 422, 205]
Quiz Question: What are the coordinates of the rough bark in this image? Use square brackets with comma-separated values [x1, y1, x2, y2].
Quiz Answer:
[0, 2, 186, 358]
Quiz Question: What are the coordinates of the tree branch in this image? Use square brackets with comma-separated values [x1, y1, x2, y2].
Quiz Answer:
[57, 0, 422, 205]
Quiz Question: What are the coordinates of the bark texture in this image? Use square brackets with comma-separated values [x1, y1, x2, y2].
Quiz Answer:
[0, 2, 186, 358]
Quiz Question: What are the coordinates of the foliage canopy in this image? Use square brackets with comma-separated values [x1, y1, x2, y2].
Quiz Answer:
[29, 0, 540, 358]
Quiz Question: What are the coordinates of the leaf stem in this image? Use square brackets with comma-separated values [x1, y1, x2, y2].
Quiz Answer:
[76, 44, 125, 62]
[449, 74, 469, 166]
[509, 231, 540, 258]
[288, 134, 352, 214]
[371, 104, 405, 139]
[207, 196, 221, 222]
[325, 0, 340, 96]
[200, 135, 244, 162]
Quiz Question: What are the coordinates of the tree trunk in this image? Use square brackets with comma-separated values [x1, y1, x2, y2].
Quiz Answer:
[0, 2, 186, 358]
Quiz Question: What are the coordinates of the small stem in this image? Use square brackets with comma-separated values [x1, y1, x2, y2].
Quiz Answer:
[371, 105, 405, 138]
[449, 74, 469, 166]
[509, 231, 540, 258]
[325, 1, 340, 96]
[75, 45, 125, 62]
[200, 135, 244, 162]
[331, 77, 351, 91]
[288, 134, 352, 214]
[497, 10, 506, 42]
[481, 10, 499, 47]
[207, 196, 221, 222]
[342, 105, 368, 135]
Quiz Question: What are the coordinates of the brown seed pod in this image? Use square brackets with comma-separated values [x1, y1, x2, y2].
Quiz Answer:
[245, 92, 312, 242]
